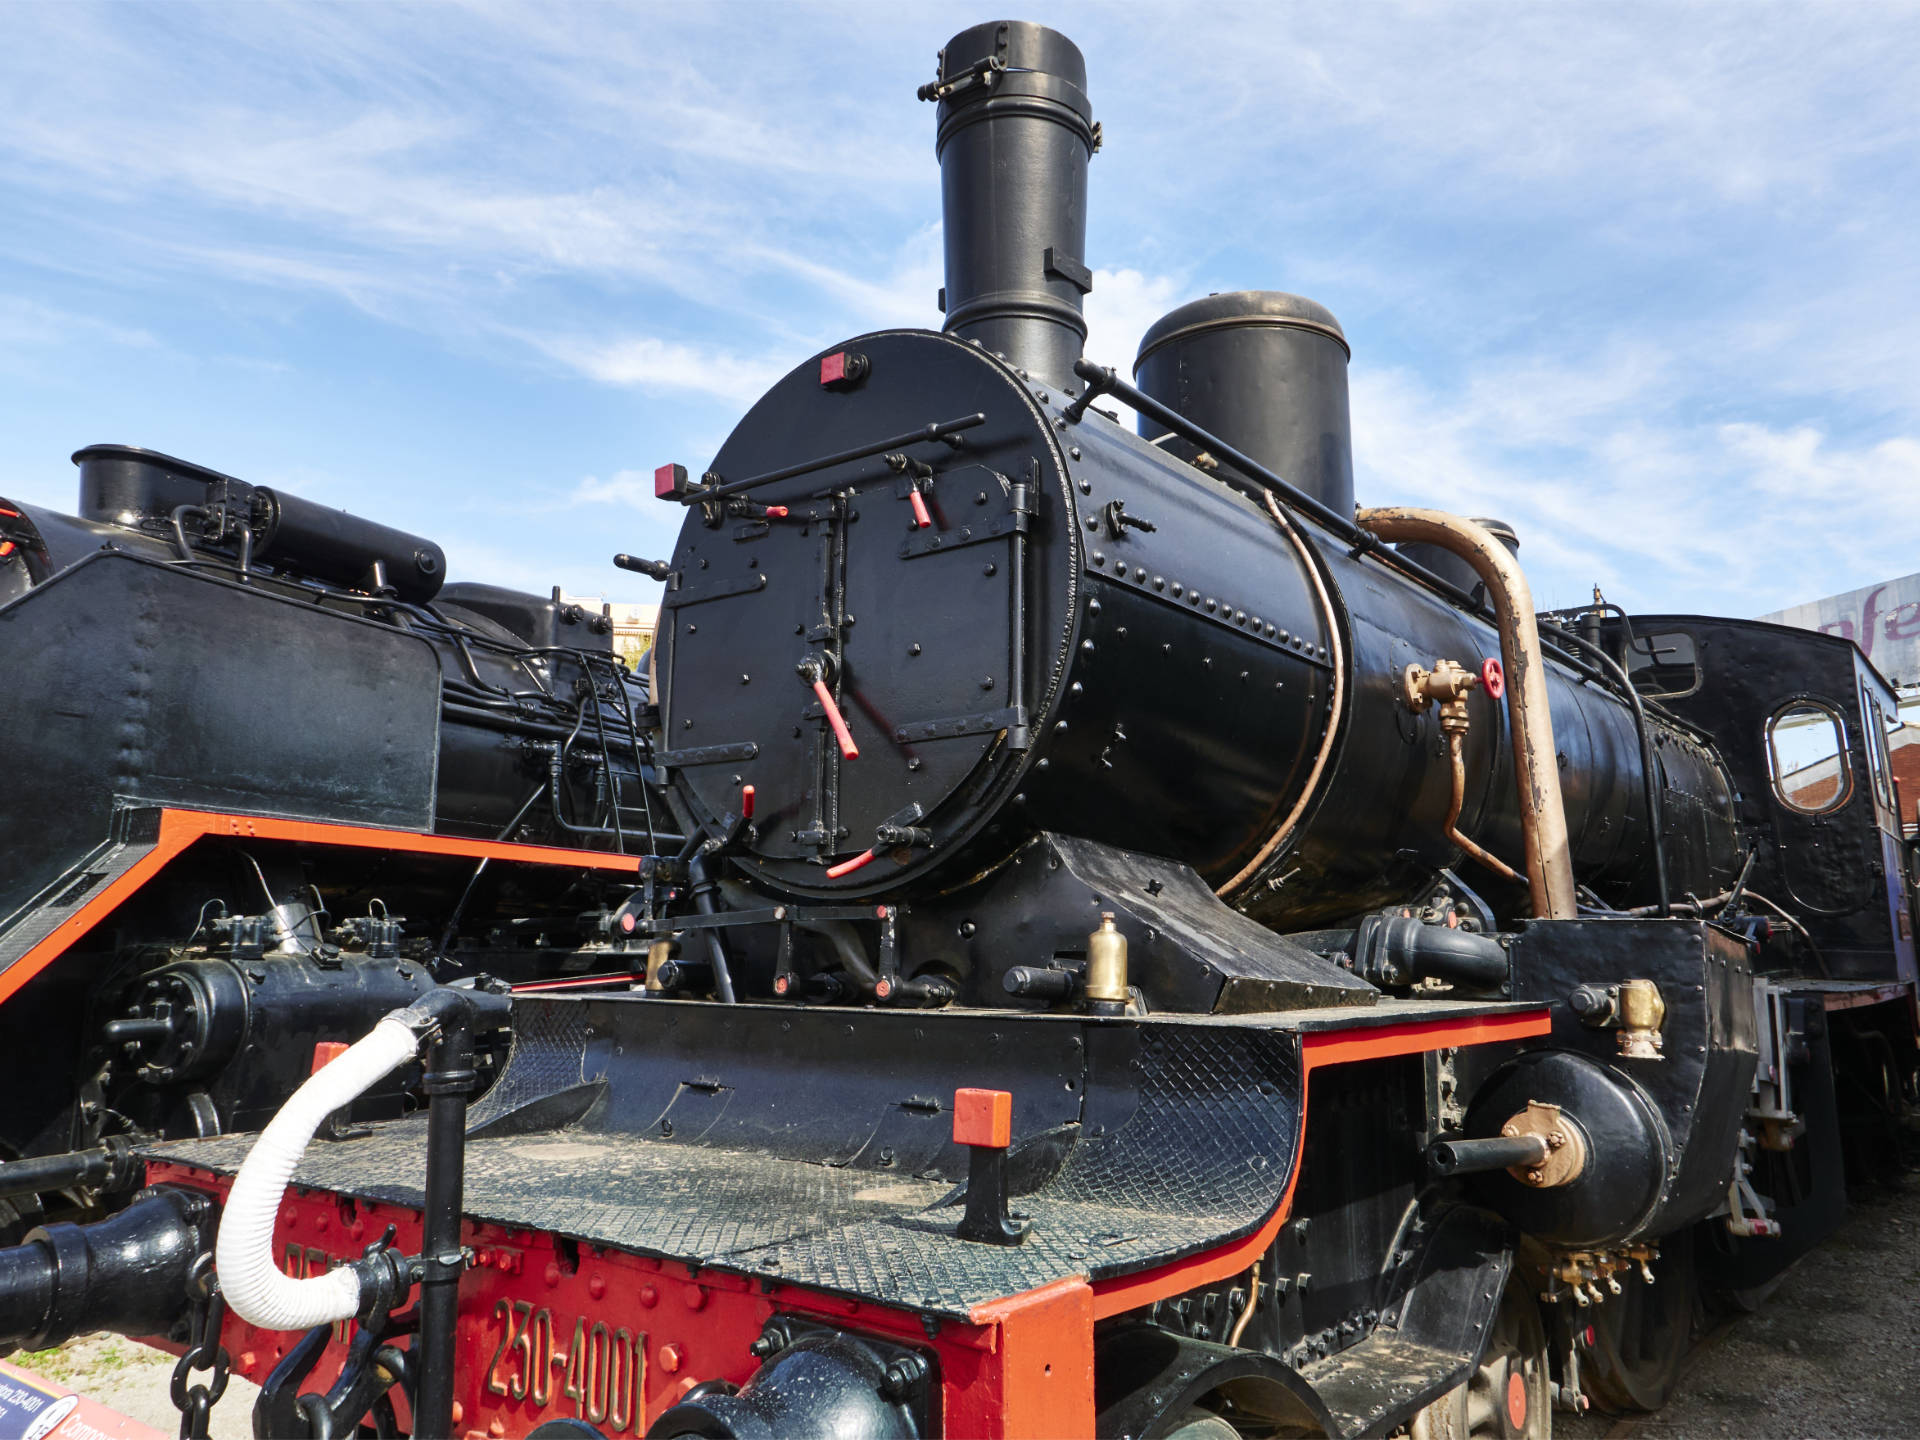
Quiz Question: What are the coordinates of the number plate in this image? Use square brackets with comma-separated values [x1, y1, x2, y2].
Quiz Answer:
[485, 1300, 647, 1434]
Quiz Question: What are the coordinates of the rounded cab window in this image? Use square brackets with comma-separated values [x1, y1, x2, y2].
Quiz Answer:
[1768, 702, 1852, 814]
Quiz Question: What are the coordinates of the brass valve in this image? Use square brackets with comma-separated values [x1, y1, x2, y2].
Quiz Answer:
[1617, 978, 1666, 1059]
[1403, 658, 1480, 734]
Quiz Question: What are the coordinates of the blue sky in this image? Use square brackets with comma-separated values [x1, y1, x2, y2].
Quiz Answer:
[3, 2, 1917, 617]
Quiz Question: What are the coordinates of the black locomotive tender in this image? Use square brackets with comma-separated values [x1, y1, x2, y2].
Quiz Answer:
[0, 18, 1914, 1440]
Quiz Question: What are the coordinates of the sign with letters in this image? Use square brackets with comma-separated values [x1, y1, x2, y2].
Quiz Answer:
[1760, 572, 1920, 688]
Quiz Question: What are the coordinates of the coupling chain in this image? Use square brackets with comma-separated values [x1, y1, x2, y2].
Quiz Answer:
[170, 1253, 231, 1440]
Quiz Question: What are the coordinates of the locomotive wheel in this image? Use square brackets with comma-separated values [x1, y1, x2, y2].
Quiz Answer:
[1161, 1413, 1244, 1440]
[1580, 1226, 1698, 1414]
[1410, 1277, 1550, 1440]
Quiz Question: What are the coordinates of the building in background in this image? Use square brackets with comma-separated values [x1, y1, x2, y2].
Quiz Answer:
[1759, 572, 1920, 690]
[561, 593, 658, 672]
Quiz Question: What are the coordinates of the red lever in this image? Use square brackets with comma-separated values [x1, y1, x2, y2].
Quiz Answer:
[765, 506, 789, 519]
[740, 784, 756, 820]
[1481, 657, 1506, 699]
[908, 488, 933, 530]
[825, 848, 876, 879]
[812, 679, 860, 760]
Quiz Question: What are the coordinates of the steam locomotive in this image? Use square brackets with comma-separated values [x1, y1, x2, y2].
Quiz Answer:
[1, 19, 1912, 1440]
[0, 444, 669, 1235]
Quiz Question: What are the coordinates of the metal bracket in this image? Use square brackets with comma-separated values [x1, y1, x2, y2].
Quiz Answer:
[662, 572, 767, 609]
[900, 510, 1028, 559]
[657, 742, 760, 767]
[893, 706, 1027, 745]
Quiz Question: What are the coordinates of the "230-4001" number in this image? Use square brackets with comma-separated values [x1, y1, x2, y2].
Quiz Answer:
[484, 1300, 646, 1433]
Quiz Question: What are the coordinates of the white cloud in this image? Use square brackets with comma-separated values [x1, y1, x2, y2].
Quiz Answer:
[0, 295, 158, 352]
[1082, 267, 1186, 375]
[523, 332, 786, 405]
[2, 1, 1915, 622]
[1350, 352, 1920, 616]
[572, 469, 658, 508]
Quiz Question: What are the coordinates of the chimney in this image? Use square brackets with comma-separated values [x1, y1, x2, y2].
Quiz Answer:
[924, 21, 1098, 385]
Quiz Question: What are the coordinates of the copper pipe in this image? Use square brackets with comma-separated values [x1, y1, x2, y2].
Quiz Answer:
[1216, 490, 1347, 901]
[1227, 1259, 1263, 1347]
[1354, 507, 1576, 919]
[1446, 730, 1525, 885]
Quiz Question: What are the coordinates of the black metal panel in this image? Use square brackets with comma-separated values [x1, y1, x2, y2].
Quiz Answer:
[0, 553, 441, 938]
[900, 832, 1375, 1013]
[658, 330, 1072, 880]
[1247, 539, 1741, 927]
[1474, 918, 1761, 1245]
[148, 997, 1309, 1318]
[1626, 614, 1909, 980]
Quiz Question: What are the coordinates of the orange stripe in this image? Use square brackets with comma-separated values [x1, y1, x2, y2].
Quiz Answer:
[0, 807, 642, 1005]
[1089, 1006, 1550, 1318]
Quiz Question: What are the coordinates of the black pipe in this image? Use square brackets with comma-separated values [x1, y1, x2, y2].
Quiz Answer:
[1070, 362, 1356, 538]
[1350, 914, 1510, 990]
[1003, 966, 1077, 1003]
[1069, 360, 1620, 693]
[1541, 622, 1671, 917]
[696, 414, 986, 503]
[404, 989, 503, 1440]
[1428, 1134, 1550, 1178]
[686, 853, 738, 1004]
[0, 1188, 210, 1350]
[0, 1139, 139, 1202]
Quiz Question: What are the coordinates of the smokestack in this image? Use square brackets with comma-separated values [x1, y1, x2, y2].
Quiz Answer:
[924, 21, 1098, 385]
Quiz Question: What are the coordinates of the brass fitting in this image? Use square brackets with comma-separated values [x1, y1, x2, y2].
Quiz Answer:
[1500, 1100, 1587, 1188]
[1403, 657, 1480, 734]
[1408, 658, 1524, 885]
[1084, 912, 1130, 1006]
[1617, 979, 1666, 1059]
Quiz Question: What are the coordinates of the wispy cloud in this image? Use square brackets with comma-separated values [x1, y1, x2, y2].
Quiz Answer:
[572, 469, 658, 508]
[0, 295, 158, 353]
[1352, 352, 1920, 615]
[526, 332, 787, 405]
[0, 2, 1914, 622]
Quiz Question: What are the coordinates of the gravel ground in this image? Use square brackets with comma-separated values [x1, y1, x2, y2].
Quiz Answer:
[1565, 1176, 1920, 1440]
[12, 1181, 1919, 1438]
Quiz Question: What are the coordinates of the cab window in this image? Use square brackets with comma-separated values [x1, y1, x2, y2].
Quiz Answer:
[1858, 681, 1897, 813]
[1768, 702, 1852, 814]
[1628, 630, 1700, 699]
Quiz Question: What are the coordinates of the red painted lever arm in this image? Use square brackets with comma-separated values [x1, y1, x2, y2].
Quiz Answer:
[812, 679, 860, 760]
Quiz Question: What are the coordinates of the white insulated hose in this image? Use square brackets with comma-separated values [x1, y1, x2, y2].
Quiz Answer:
[214, 1015, 421, 1330]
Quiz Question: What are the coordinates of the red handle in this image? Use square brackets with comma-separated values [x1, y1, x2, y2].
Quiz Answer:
[764, 506, 789, 519]
[1481, 657, 1506, 700]
[812, 679, 860, 760]
[740, 784, 756, 820]
[825, 848, 876, 879]
[908, 488, 932, 530]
